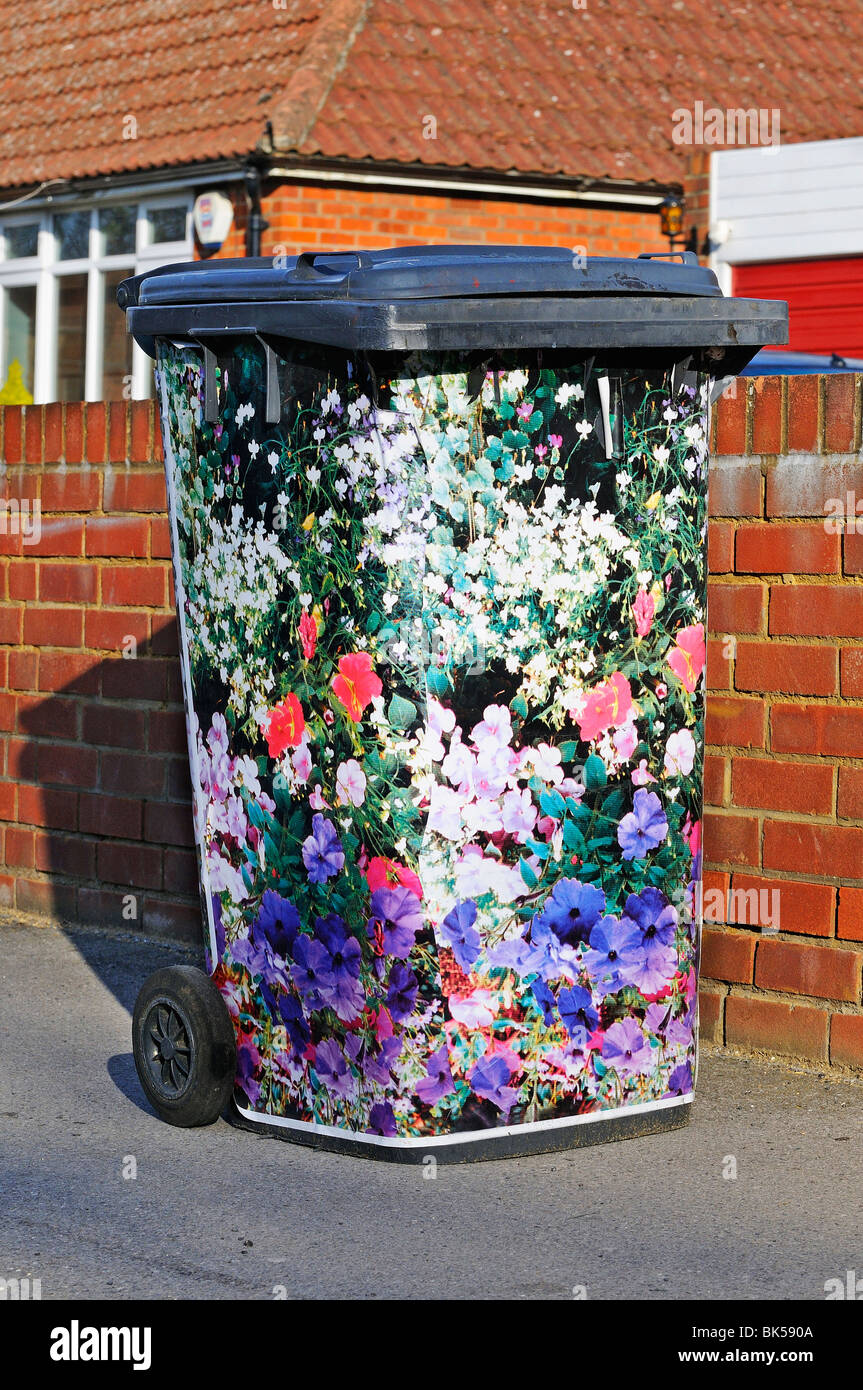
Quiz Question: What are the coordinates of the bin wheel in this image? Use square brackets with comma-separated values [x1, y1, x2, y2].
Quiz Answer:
[132, 965, 236, 1127]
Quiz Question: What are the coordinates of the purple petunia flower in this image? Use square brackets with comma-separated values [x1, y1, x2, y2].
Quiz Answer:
[667, 1002, 695, 1049]
[617, 789, 668, 861]
[538, 878, 606, 947]
[581, 915, 642, 995]
[211, 894, 226, 964]
[440, 899, 481, 971]
[277, 992, 310, 1059]
[667, 1060, 694, 1096]
[255, 890, 300, 957]
[487, 932, 546, 978]
[368, 1101, 398, 1137]
[601, 1018, 653, 1077]
[415, 1045, 455, 1105]
[301, 813, 345, 884]
[624, 887, 677, 949]
[531, 979, 556, 1026]
[618, 887, 680, 994]
[527, 915, 580, 984]
[290, 934, 331, 1011]
[363, 1034, 401, 1086]
[386, 961, 419, 1023]
[469, 1054, 520, 1116]
[230, 930, 267, 980]
[314, 913, 364, 1021]
[235, 1035, 262, 1106]
[558, 984, 599, 1046]
[314, 1038, 355, 1100]
[620, 943, 678, 995]
[368, 886, 424, 960]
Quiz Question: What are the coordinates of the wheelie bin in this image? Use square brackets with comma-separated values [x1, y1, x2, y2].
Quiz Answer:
[118, 246, 786, 1160]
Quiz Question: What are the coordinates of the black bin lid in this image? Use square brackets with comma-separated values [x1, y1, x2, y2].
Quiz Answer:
[118, 244, 788, 368]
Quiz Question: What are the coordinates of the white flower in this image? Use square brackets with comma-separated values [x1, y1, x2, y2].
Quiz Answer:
[652, 444, 671, 465]
[555, 382, 584, 406]
[299, 592, 313, 608]
[575, 419, 593, 440]
[268, 451, 279, 473]
[248, 440, 260, 458]
[306, 466, 321, 486]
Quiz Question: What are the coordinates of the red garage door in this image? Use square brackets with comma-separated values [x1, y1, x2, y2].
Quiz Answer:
[733, 257, 863, 357]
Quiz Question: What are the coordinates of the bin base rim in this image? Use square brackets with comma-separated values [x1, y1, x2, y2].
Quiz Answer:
[230, 1091, 692, 1163]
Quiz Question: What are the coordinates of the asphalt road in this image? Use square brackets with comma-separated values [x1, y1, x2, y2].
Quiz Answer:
[1, 916, 861, 1301]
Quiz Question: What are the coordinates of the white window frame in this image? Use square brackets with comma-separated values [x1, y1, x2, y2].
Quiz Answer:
[0, 193, 193, 403]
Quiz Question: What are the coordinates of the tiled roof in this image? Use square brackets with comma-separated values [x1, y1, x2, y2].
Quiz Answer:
[298, 0, 863, 185]
[1, 0, 862, 192]
[0, 0, 358, 188]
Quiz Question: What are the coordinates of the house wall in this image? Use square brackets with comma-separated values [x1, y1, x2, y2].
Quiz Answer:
[1, 377, 862, 1069]
[212, 178, 668, 260]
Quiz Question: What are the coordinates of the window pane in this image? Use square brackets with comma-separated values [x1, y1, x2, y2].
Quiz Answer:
[4, 223, 39, 259]
[57, 274, 88, 400]
[55, 210, 91, 260]
[149, 206, 187, 243]
[1, 285, 37, 400]
[102, 268, 133, 400]
[99, 205, 136, 257]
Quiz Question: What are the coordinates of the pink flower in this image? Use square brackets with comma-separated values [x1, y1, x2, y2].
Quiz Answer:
[668, 622, 706, 693]
[299, 610, 318, 660]
[471, 703, 513, 748]
[516, 402, 533, 420]
[656, 682, 668, 700]
[335, 758, 367, 807]
[632, 586, 655, 638]
[421, 698, 457, 760]
[632, 759, 657, 786]
[364, 856, 423, 900]
[576, 672, 633, 742]
[291, 735, 312, 784]
[664, 728, 696, 777]
[683, 816, 702, 857]
[448, 989, 495, 1029]
[534, 444, 547, 459]
[500, 787, 537, 841]
[549, 433, 563, 449]
[613, 721, 638, 761]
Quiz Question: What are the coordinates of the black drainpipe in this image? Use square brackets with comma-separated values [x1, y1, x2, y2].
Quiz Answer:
[243, 166, 269, 257]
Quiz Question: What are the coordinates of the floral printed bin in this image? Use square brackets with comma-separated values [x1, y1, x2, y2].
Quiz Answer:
[120, 248, 786, 1160]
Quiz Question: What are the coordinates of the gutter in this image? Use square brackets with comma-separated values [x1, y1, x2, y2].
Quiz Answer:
[0, 155, 678, 221]
[262, 159, 678, 212]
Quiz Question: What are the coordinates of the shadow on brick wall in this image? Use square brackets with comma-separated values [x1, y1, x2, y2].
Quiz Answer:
[12, 618, 205, 974]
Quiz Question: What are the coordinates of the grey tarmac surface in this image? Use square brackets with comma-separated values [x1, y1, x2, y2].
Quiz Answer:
[1, 915, 861, 1301]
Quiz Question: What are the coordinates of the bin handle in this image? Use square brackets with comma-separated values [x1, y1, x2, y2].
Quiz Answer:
[637, 251, 698, 265]
[291, 251, 375, 282]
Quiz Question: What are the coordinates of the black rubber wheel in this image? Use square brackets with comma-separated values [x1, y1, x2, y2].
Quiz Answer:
[132, 965, 236, 1127]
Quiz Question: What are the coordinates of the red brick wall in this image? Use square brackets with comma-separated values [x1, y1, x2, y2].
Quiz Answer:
[1, 379, 862, 1071]
[0, 403, 201, 942]
[703, 374, 863, 1069]
[213, 178, 667, 259]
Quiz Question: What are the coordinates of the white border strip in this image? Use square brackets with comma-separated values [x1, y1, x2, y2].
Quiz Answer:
[158, 364, 220, 966]
[235, 1090, 692, 1150]
[265, 165, 666, 208]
